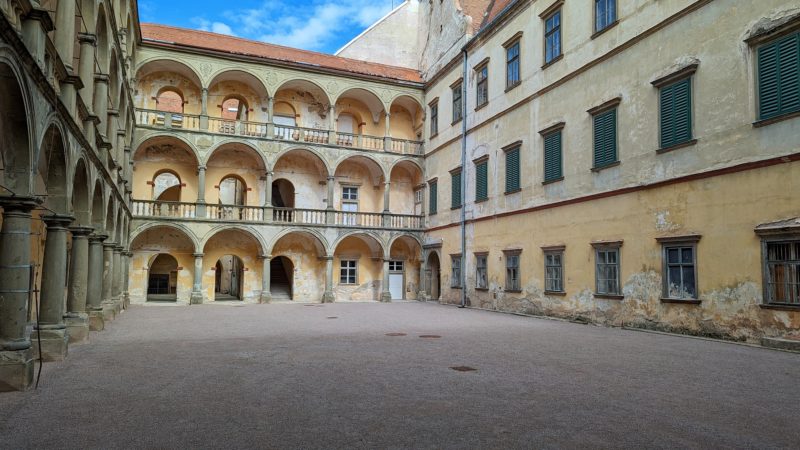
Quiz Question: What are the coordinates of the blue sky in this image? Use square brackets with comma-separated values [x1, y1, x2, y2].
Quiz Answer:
[138, 0, 400, 54]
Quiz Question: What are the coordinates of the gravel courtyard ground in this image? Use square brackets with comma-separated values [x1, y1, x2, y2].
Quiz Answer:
[1, 302, 798, 449]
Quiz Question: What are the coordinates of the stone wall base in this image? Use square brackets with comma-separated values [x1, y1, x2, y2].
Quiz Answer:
[65, 314, 90, 344]
[101, 302, 116, 322]
[31, 328, 69, 361]
[88, 310, 105, 331]
[0, 348, 34, 392]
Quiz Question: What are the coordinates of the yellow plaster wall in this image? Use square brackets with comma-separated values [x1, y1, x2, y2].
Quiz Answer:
[207, 80, 266, 122]
[333, 160, 384, 213]
[273, 153, 327, 209]
[201, 230, 263, 302]
[271, 233, 326, 302]
[135, 71, 202, 114]
[334, 236, 382, 301]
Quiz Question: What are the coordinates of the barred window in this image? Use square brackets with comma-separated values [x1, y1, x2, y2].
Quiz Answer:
[545, 251, 564, 293]
[476, 254, 488, 289]
[764, 241, 800, 306]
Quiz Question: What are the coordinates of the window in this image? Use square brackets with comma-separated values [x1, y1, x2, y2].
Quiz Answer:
[451, 169, 462, 209]
[342, 186, 359, 201]
[505, 146, 521, 193]
[544, 9, 561, 64]
[452, 82, 463, 123]
[474, 157, 488, 202]
[595, 0, 616, 33]
[389, 260, 404, 272]
[544, 250, 564, 293]
[430, 101, 439, 136]
[475, 254, 488, 289]
[594, 245, 621, 296]
[476, 64, 489, 107]
[660, 77, 693, 149]
[662, 244, 698, 300]
[504, 251, 521, 291]
[429, 180, 438, 215]
[451, 255, 462, 288]
[506, 41, 520, 89]
[592, 108, 618, 169]
[543, 129, 563, 182]
[342, 186, 358, 225]
[340, 260, 357, 284]
[764, 240, 800, 306]
[757, 31, 800, 121]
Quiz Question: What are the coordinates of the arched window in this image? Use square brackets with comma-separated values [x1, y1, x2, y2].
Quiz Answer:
[221, 96, 248, 121]
[152, 171, 181, 201]
[156, 89, 184, 114]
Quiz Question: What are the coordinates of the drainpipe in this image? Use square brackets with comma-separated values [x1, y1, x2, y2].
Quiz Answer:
[459, 48, 468, 309]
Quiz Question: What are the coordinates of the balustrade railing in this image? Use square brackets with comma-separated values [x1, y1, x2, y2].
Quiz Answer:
[391, 138, 423, 155]
[136, 109, 200, 131]
[273, 124, 330, 144]
[131, 200, 423, 230]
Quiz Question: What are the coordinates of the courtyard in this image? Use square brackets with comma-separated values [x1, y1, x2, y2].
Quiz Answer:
[0, 302, 798, 448]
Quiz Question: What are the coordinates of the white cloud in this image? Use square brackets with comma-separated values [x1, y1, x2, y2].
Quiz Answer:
[211, 22, 235, 35]
[193, 18, 236, 37]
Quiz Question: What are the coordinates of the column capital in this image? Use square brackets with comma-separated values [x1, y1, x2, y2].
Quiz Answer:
[0, 196, 41, 211]
[77, 33, 97, 45]
[94, 73, 110, 84]
[327, 175, 335, 182]
[89, 233, 108, 243]
[321, 255, 334, 261]
[122, 251, 134, 257]
[192, 253, 204, 258]
[258, 254, 272, 260]
[102, 241, 117, 249]
[42, 214, 74, 228]
[69, 226, 94, 236]
[198, 165, 207, 172]
[113, 245, 124, 252]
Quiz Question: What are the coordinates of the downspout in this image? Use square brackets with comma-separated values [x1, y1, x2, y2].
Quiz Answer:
[459, 47, 468, 308]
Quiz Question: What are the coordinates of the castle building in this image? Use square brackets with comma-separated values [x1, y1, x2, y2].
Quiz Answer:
[0, 0, 798, 391]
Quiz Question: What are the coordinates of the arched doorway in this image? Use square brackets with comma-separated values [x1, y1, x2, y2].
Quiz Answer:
[147, 254, 179, 302]
[270, 256, 294, 301]
[153, 170, 181, 201]
[426, 252, 441, 301]
[215, 254, 244, 300]
[272, 178, 295, 208]
[218, 176, 246, 220]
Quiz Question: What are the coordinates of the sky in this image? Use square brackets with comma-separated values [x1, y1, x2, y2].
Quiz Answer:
[137, 0, 400, 54]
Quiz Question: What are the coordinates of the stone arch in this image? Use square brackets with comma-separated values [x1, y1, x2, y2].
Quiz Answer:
[35, 121, 70, 213]
[272, 147, 331, 210]
[0, 55, 34, 196]
[333, 153, 387, 182]
[135, 58, 203, 88]
[389, 158, 424, 215]
[268, 228, 330, 257]
[274, 78, 331, 107]
[204, 140, 268, 170]
[269, 229, 329, 303]
[90, 180, 105, 231]
[389, 95, 424, 141]
[135, 59, 203, 112]
[95, 3, 111, 74]
[132, 135, 200, 203]
[105, 197, 116, 241]
[272, 146, 331, 175]
[207, 70, 270, 123]
[71, 157, 91, 226]
[335, 87, 386, 125]
[387, 234, 423, 300]
[424, 249, 442, 301]
[132, 133, 201, 165]
[332, 231, 386, 258]
[129, 222, 201, 253]
[201, 225, 267, 256]
[388, 233, 423, 255]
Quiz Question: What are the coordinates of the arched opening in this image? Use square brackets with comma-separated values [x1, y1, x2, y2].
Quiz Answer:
[270, 230, 327, 302]
[426, 252, 441, 301]
[218, 176, 246, 221]
[270, 256, 294, 301]
[221, 95, 248, 121]
[272, 178, 294, 208]
[71, 159, 91, 225]
[91, 181, 104, 231]
[36, 125, 69, 214]
[273, 79, 330, 142]
[95, 6, 110, 74]
[390, 160, 424, 216]
[389, 95, 424, 141]
[273, 149, 328, 210]
[214, 255, 244, 300]
[135, 60, 202, 121]
[147, 254, 179, 302]
[156, 88, 184, 113]
[206, 142, 266, 215]
[0, 62, 31, 195]
[333, 233, 385, 301]
[334, 155, 385, 222]
[152, 170, 182, 202]
[389, 236, 423, 301]
[208, 70, 269, 135]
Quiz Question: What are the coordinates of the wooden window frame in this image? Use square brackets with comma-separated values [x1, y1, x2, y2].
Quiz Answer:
[540, 1, 564, 67]
[503, 249, 522, 293]
[428, 179, 438, 215]
[451, 254, 463, 289]
[543, 246, 565, 294]
[339, 259, 358, 285]
[588, 97, 622, 171]
[451, 80, 463, 124]
[450, 167, 463, 209]
[504, 35, 522, 91]
[473, 155, 489, 203]
[657, 235, 701, 303]
[475, 60, 490, 109]
[539, 122, 565, 184]
[475, 252, 488, 290]
[429, 99, 439, 138]
[759, 235, 800, 308]
[591, 241, 623, 298]
[503, 143, 522, 194]
[593, 0, 618, 36]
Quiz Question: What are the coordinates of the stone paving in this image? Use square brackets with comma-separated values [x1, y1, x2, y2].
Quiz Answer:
[0, 302, 798, 449]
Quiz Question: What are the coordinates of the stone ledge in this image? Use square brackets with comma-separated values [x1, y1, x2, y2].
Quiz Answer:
[761, 337, 800, 352]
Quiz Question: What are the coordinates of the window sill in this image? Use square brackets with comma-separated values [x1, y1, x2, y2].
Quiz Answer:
[594, 293, 623, 300]
[450, 206, 462, 210]
[753, 110, 800, 128]
[542, 176, 564, 186]
[475, 197, 488, 203]
[428, 212, 437, 216]
[430, 132, 439, 140]
[590, 20, 619, 40]
[451, 286, 463, 290]
[541, 54, 563, 70]
[505, 289, 522, 294]
[475, 287, 489, 291]
[451, 118, 463, 126]
[660, 298, 701, 305]
[657, 139, 698, 155]
[504, 188, 522, 196]
[475, 102, 489, 112]
[544, 290, 566, 296]
[759, 304, 800, 312]
[504, 81, 521, 93]
[591, 161, 620, 172]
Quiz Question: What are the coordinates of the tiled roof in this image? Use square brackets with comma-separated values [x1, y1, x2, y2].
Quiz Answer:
[459, 0, 493, 34]
[140, 23, 423, 84]
[480, 0, 516, 30]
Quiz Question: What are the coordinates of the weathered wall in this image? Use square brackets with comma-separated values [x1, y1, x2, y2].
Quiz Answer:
[271, 233, 326, 302]
[334, 236, 383, 301]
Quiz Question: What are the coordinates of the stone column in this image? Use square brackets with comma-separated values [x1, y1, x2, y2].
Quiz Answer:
[326, 175, 336, 225]
[54, 0, 77, 69]
[59, 76, 81, 121]
[34, 215, 74, 361]
[94, 74, 110, 141]
[22, 7, 51, 70]
[77, 34, 96, 110]
[383, 113, 392, 151]
[200, 88, 209, 130]
[0, 198, 38, 392]
[264, 171, 273, 207]
[266, 97, 274, 137]
[322, 256, 335, 303]
[196, 165, 207, 218]
[259, 255, 271, 304]
[122, 251, 132, 309]
[65, 226, 93, 343]
[111, 246, 123, 313]
[383, 182, 391, 213]
[190, 253, 204, 305]
[418, 255, 427, 301]
[381, 258, 392, 302]
[86, 234, 107, 331]
[101, 241, 116, 321]
[328, 104, 337, 145]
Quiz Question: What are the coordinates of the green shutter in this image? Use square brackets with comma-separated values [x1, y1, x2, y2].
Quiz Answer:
[543, 131, 563, 182]
[660, 78, 692, 148]
[505, 148, 520, 193]
[758, 32, 800, 120]
[429, 182, 437, 214]
[593, 109, 617, 169]
[451, 172, 462, 208]
[475, 161, 488, 201]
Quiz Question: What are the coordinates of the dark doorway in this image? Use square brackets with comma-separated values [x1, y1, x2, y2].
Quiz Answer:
[215, 254, 244, 300]
[270, 256, 294, 301]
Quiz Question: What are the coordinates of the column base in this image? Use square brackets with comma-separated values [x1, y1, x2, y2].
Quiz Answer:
[380, 291, 392, 302]
[190, 291, 204, 305]
[259, 292, 272, 304]
[113, 297, 124, 315]
[31, 328, 69, 362]
[65, 314, 90, 344]
[322, 291, 335, 303]
[0, 348, 34, 392]
[101, 301, 116, 322]
[123, 292, 130, 309]
[88, 310, 105, 331]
